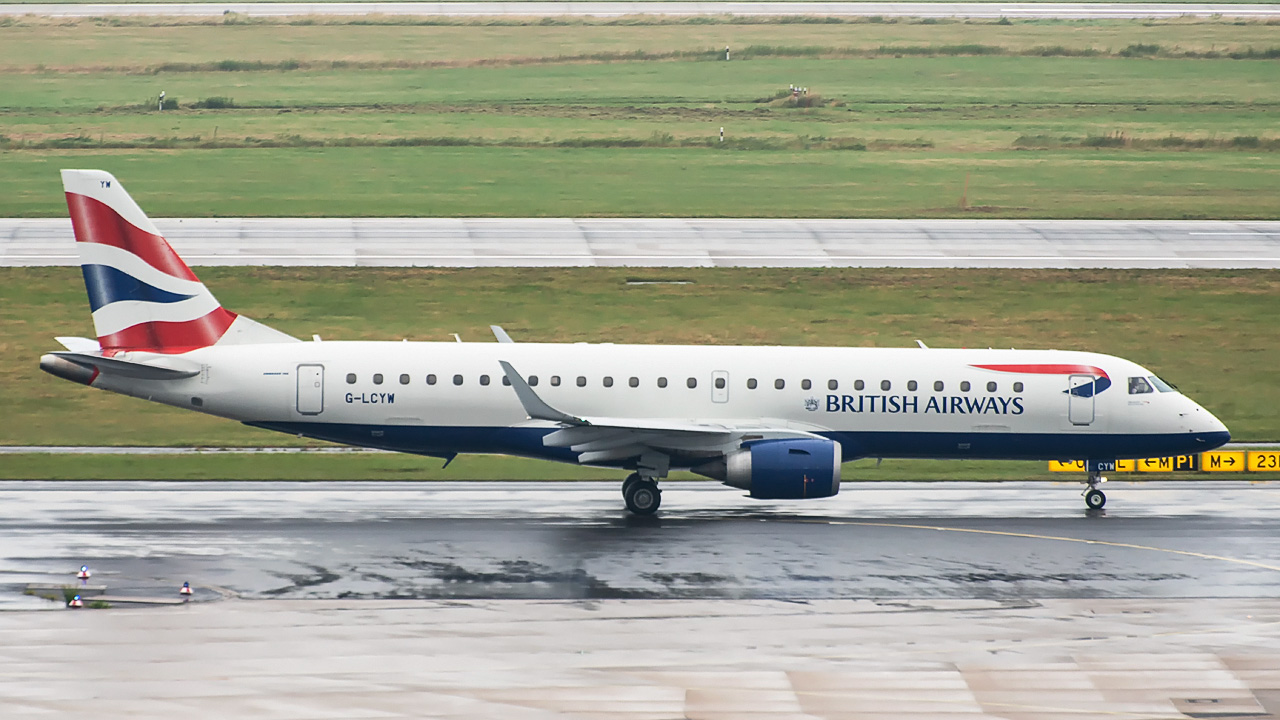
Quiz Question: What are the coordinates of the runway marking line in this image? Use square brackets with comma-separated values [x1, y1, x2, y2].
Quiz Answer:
[815, 520, 1280, 574]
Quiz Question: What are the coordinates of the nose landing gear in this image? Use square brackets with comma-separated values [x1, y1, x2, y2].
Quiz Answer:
[1084, 472, 1107, 510]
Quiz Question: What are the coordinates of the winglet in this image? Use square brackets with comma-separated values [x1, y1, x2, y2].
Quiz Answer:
[491, 325, 514, 343]
[498, 361, 586, 425]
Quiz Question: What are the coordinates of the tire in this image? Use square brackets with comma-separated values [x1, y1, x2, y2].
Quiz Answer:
[1085, 488, 1106, 510]
[624, 479, 661, 515]
[621, 473, 642, 498]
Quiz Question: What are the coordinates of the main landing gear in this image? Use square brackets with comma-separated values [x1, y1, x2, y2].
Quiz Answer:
[622, 473, 661, 515]
[1084, 472, 1107, 510]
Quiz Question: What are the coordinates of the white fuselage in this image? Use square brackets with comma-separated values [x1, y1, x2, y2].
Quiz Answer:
[90, 341, 1230, 467]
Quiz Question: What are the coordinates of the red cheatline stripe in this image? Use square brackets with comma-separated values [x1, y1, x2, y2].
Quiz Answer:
[971, 363, 1109, 379]
[97, 308, 237, 353]
[65, 192, 199, 281]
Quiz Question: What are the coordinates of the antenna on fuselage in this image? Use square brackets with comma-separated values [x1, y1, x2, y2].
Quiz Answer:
[452, 333, 462, 343]
[916, 340, 928, 349]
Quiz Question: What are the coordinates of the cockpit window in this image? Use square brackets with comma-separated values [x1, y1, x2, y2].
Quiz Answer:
[1128, 376, 1153, 395]
[1149, 376, 1177, 393]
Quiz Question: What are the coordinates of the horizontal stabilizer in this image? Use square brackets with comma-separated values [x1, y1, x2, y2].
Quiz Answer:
[56, 336, 101, 353]
[42, 351, 200, 382]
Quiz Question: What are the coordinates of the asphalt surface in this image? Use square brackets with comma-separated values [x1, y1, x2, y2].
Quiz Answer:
[4, 479, 1279, 718]
[2, 2, 1278, 19]
[6, 218, 1280, 268]
[4, 480, 1278, 610]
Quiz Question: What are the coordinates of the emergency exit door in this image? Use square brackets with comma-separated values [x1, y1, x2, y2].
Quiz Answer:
[1067, 374, 1094, 426]
[297, 364, 324, 415]
[711, 371, 729, 403]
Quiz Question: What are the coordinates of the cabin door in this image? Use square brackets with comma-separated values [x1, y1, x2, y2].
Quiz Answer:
[297, 364, 325, 415]
[1067, 373, 1094, 426]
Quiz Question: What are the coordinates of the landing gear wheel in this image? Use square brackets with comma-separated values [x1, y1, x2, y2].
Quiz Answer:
[621, 473, 642, 499]
[1085, 488, 1106, 510]
[624, 479, 661, 515]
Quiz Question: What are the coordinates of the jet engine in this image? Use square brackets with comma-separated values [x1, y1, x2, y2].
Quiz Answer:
[695, 438, 842, 500]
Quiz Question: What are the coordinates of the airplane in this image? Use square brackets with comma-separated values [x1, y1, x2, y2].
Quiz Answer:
[41, 169, 1231, 515]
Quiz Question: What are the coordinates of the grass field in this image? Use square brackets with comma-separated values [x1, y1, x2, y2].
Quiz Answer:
[2, 17, 1278, 218]
[5, 267, 1278, 447]
[5, 148, 1278, 218]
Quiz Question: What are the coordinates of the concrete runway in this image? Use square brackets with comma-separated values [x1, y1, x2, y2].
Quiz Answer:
[2, 479, 1280, 718]
[2, 2, 1278, 19]
[4, 480, 1279, 609]
[6, 218, 1280, 268]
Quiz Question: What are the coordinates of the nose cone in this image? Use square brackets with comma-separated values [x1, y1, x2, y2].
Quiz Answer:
[1192, 404, 1231, 450]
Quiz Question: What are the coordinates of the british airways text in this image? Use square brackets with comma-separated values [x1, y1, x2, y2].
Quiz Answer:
[826, 394, 1024, 415]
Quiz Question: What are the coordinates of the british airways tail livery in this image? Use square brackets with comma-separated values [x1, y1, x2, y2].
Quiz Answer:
[42, 170, 1231, 514]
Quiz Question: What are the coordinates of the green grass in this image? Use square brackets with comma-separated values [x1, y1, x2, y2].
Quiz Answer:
[0, 452, 626, 480]
[5, 57, 1277, 110]
[4, 268, 1279, 447]
[4, 147, 1279, 219]
[2, 19, 1278, 219]
[4, 20, 1279, 68]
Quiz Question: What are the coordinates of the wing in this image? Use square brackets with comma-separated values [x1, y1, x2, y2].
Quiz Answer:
[498, 361, 823, 467]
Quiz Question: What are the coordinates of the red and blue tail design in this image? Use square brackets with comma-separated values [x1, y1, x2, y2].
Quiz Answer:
[971, 363, 1113, 397]
[62, 170, 239, 353]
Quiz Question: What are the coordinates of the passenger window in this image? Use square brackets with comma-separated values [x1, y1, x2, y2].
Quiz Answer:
[603, 376, 614, 388]
[550, 375, 561, 387]
[346, 373, 356, 384]
[854, 380, 865, 391]
[687, 377, 697, 389]
[502, 377, 511, 386]
[747, 378, 758, 389]
[427, 374, 436, 385]
[934, 381, 943, 391]
[801, 379, 812, 390]
[715, 377, 726, 389]
[907, 380, 917, 391]
[629, 377, 639, 388]
[373, 373, 383, 385]
[399, 374, 410, 385]
[480, 375, 490, 386]
[775, 379, 785, 390]
[658, 377, 668, 388]
[987, 381, 997, 392]
[880, 380, 891, 391]
[1013, 382, 1023, 393]
[1129, 376, 1154, 394]
[529, 375, 538, 387]
[828, 379, 838, 391]
[960, 381, 971, 392]
[577, 376, 587, 387]
[453, 374, 463, 386]
[1150, 376, 1177, 393]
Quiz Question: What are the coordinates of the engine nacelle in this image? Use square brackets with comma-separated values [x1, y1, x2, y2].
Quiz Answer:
[697, 438, 842, 500]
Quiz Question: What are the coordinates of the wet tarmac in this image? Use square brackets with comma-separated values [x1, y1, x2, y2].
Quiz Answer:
[3, 480, 1278, 609]
[4, 480, 1280, 718]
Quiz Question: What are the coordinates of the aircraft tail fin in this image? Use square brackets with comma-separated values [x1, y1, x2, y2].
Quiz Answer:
[61, 169, 296, 353]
